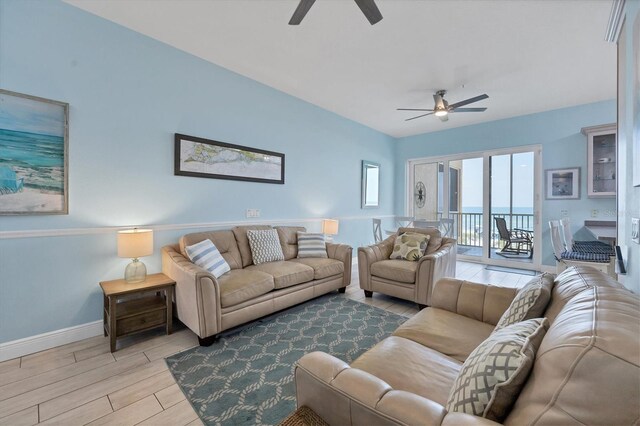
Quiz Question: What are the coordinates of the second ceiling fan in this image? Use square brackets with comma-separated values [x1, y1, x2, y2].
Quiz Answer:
[398, 90, 489, 122]
[289, 0, 383, 25]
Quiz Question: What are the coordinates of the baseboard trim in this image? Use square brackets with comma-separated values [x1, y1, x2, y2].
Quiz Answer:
[0, 320, 103, 362]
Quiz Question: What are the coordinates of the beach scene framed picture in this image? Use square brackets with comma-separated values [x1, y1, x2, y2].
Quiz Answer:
[0, 89, 69, 215]
[545, 167, 580, 200]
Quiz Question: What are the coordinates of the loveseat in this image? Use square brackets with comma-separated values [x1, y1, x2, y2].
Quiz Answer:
[162, 225, 352, 344]
[295, 266, 640, 425]
[358, 227, 457, 306]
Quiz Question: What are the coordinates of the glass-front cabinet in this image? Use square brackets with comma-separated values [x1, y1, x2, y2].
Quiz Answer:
[582, 123, 617, 198]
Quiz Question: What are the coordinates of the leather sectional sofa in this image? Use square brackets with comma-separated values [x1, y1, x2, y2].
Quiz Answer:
[162, 225, 352, 344]
[294, 266, 640, 425]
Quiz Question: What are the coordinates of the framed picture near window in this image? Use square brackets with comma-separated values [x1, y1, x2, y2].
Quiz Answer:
[545, 167, 580, 200]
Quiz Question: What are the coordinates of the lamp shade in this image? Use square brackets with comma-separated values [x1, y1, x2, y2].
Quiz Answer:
[117, 229, 153, 258]
[322, 219, 339, 235]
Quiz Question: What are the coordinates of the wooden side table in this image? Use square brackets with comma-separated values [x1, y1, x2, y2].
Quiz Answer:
[100, 273, 176, 352]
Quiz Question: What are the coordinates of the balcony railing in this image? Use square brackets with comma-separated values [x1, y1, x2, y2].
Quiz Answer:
[446, 212, 534, 249]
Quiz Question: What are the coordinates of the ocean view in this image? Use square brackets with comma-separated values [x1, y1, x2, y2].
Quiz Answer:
[0, 128, 64, 193]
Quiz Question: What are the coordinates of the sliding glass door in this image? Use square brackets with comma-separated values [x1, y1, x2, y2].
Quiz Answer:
[407, 146, 541, 270]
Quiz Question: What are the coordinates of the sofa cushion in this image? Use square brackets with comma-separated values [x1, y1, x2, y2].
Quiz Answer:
[494, 273, 553, 331]
[351, 336, 462, 406]
[247, 229, 285, 265]
[393, 307, 495, 362]
[180, 230, 242, 270]
[397, 227, 443, 255]
[296, 232, 328, 258]
[217, 269, 275, 308]
[446, 318, 548, 422]
[184, 239, 230, 278]
[246, 261, 314, 289]
[506, 267, 640, 426]
[290, 258, 344, 280]
[232, 225, 273, 267]
[276, 226, 306, 260]
[370, 259, 417, 284]
[390, 232, 430, 261]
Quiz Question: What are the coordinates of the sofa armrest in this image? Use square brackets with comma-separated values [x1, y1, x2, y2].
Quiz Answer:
[357, 236, 395, 291]
[326, 242, 353, 287]
[295, 352, 447, 426]
[414, 238, 457, 305]
[161, 245, 222, 338]
[431, 278, 518, 325]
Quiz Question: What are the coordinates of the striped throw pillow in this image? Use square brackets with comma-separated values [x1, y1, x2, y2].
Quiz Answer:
[184, 239, 231, 278]
[297, 232, 328, 258]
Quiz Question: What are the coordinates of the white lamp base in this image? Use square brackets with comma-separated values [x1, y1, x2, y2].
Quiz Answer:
[125, 258, 147, 283]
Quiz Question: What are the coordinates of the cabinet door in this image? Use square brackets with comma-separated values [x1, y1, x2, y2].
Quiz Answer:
[585, 125, 616, 198]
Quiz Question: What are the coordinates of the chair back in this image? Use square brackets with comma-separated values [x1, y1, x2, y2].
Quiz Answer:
[560, 218, 574, 249]
[494, 217, 511, 240]
[372, 218, 382, 243]
[395, 216, 414, 228]
[0, 166, 19, 191]
[548, 220, 566, 259]
[440, 218, 454, 237]
[413, 220, 440, 229]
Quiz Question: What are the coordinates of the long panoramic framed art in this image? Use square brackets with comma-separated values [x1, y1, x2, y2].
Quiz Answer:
[0, 89, 69, 215]
[174, 134, 285, 184]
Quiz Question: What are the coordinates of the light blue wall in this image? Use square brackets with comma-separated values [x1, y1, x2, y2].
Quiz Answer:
[0, 0, 395, 343]
[394, 101, 617, 267]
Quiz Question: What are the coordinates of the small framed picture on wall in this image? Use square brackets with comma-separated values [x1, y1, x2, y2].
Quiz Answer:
[545, 167, 580, 200]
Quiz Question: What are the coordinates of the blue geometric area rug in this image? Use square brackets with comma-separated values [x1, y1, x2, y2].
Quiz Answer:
[165, 294, 407, 426]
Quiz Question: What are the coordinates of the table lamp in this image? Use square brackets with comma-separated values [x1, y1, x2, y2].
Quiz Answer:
[117, 228, 153, 283]
[322, 219, 339, 241]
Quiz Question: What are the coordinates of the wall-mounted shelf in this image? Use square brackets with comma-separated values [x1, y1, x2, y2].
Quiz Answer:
[582, 123, 617, 198]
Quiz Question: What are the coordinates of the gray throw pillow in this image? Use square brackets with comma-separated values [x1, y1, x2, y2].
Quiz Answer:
[494, 273, 553, 331]
[297, 232, 328, 258]
[247, 229, 285, 265]
[447, 318, 549, 422]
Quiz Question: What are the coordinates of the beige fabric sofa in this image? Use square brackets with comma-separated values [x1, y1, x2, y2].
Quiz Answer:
[162, 225, 352, 344]
[358, 227, 457, 306]
[295, 266, 640, 425]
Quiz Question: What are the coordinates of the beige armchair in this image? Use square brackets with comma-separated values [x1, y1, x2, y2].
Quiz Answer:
[358, 227, 457, 307]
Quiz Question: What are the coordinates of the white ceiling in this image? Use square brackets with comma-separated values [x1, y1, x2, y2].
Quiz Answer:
[64, 0, 616, 138]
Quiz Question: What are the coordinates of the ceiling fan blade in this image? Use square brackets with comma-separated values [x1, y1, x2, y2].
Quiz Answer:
[448, 94, 488, 110]
[438, 114, 449, 122]
[354, 0, 383, 25]
[450, 107, 487, 113]
[289, 0, 316, 25]
[397, 108, 434, 111]
[405, 112, 434, 121]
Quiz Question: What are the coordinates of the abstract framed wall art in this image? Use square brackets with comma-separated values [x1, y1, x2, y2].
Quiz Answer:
[0, 89, 69, 215]
[174, 133, 285, 184]
[545, 167, 580, 200]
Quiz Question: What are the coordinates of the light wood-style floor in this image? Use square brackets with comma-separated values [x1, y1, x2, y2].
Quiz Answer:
[0, 261, 531, 425]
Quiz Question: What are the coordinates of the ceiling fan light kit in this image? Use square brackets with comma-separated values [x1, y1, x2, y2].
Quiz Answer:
[289, 0, 383, 25]
[398, 90, 489, 122]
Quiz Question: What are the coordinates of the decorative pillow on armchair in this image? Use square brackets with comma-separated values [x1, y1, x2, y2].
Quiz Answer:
[390, 232, 431, 261]
[247, 229, 285, 265]
[446, 318, 548, 422]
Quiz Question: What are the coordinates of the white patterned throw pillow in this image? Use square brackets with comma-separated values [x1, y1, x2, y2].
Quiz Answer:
[185, 239, 231, 278]
[494, 273, 553, 331]
[446, 318, 548, 422]
[247, 229, 285, 265]
[297, 232, 328, 258]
